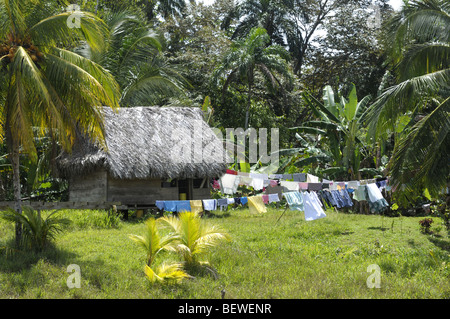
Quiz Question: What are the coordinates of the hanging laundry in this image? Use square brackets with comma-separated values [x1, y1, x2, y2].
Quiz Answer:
[302, 191, 327, 221]
[237, 171, 250, 177]
[308, 191, 321, 207]
[269, 180, 278, 187]
[280, 181, 299, 192]
[226, 169, 238, 175]
[339, 189, 353, 207]
[163, 201, 178, 212]
[268, 193, 280, 203]
[217, 198, 229, 210]
[283, 191, 304, 211]
[366, 183, 384, 202]
[347, 181, 360, 189]
[190, 200, 203, 214]
[250, 173, 268, 180]
[239, 176, 253, 186]
[298, 182, 308, 190]
[353, 185, 367, 202]
[251, 178, 265, 190]
[330, 190, 344, 208]
[248, 196, 267, 214]
[323, 190, 337, 207]
[240, 197, 248, 205]
[317, 190, 331, 208]
[220, 174, 240, 194]
[329, 182, 338, 191]
[282, 174, 293, 180]
[226, 198, 235, 205]
[234, 197, 241, 205]
[376, 180, 387, 191]
[293, 173, 306, 182]
[364, 184, 389, 213]
[308, 183, 322, 191]
[262, 194, 269, 204]
[202, 199, 217, 211]
[269, 174, 283, 179]
[307, 174, 319, 183]
[155, 201, 164, 210]
[177, 201, 191, 212]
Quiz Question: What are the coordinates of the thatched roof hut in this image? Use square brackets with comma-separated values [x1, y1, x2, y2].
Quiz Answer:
[57, 106, 227, 206]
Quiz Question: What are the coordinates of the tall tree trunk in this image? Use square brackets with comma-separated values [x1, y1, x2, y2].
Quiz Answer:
[376, 142, 381, 169]
[10, 136, 22, 247]
[245, 81, 252, 130]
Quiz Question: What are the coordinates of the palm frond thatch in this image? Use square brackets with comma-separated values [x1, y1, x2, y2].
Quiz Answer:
[57, 106, 227, 180]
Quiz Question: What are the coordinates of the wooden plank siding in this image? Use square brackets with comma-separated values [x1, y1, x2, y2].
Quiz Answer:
[68, 169, 211, 207]
[107, 175, 178, 205]
[69, 169, 108, 202]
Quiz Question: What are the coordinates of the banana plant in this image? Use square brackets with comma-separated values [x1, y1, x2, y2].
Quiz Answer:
[293, 84, 373, 180]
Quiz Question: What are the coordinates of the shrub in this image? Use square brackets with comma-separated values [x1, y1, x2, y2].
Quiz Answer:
[0, 206, 71, 251]
[158, 211, 232, 266]
[129, 218, 190, 284]
[419, 218, 434, 234]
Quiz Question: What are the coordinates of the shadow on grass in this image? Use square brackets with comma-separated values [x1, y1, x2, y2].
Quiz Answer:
[367, 226, 389, 231]
[428, 236, 450, 253]
[0, 238, 78, 273]
[205, 211, 231, 219]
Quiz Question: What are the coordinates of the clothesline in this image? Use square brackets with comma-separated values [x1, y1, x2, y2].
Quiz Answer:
[154, 179, 390, 222]
[218, 169, 389, 195]
[155, 194, 277, 216]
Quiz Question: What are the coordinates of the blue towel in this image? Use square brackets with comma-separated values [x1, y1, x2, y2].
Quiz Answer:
[155, 201, 164, 210]
[176, 200, 191, 212]
[240, 197, 248, 205]
[164, 201, 178, 212]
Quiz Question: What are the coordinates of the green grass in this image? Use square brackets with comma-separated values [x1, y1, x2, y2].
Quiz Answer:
[0, 207, 449, 299]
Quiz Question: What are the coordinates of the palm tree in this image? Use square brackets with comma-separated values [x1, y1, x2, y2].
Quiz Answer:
[226, 0, 348, 76]
[137, 0, 191, 21]
[129, 217, 178, 267]
[86, 8, 190, 107]
[0, 0, 120, 245]
[129, 217, 191, 284]
[157, 211, 231, 266]
[363, 0, 449, 195]
[228, 0, 287, 46]
[0, 206, 71, 251]
[212, 27, 292, 130]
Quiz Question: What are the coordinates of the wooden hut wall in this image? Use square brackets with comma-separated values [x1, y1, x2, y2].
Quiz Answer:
[69, 169, 108, 202]
[69, 170, 211, 206]
[192, 178, 210, 200]
[106, 174, 178, 205]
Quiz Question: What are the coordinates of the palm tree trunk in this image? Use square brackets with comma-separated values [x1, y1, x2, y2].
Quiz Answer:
[10, 137, 22, 247]
[245, 81, 252, 130]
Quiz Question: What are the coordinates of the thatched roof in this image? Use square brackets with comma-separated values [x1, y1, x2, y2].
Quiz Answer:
[57, 106, 227, 180]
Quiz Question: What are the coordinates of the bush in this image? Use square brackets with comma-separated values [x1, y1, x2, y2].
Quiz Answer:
[419, 218, 434, 234]
[0, 206, 71, 251]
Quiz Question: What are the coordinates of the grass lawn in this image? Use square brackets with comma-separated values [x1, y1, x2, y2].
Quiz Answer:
[0, 207, 449, 299]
